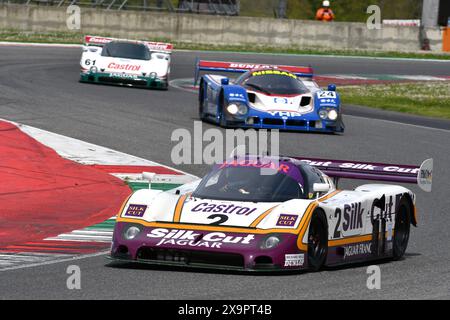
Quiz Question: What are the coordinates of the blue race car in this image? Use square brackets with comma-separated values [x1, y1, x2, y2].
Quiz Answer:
[195, 60, 344, 133]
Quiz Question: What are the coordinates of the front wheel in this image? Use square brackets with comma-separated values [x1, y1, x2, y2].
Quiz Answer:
[199, 81, 208, 121]
[307, 209, 328, 271]
[392, 197, 411, 260]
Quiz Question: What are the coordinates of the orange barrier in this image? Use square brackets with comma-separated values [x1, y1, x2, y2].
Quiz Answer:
[443, 27, 450, 52]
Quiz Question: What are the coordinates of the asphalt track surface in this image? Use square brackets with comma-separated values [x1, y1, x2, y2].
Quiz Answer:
[0, 46, 449, 299]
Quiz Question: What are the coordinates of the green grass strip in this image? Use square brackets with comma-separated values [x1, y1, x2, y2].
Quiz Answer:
[340, 82, 450, 119]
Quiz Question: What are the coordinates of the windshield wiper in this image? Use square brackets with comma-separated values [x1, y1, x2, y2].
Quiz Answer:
[245, 83, 272, 95]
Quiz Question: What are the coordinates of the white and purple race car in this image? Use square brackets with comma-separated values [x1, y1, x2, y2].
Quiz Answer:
[110, 155, 432, 272]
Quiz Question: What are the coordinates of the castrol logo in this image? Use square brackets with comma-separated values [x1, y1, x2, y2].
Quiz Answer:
[107, 62, 141, 71]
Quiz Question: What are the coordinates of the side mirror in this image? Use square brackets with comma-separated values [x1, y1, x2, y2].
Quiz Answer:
[221, 78, 229, 85]
[313, 183, 331, 193]
[327, 84, 336, 92]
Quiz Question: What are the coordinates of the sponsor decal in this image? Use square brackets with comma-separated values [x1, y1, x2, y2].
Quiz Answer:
[190, 202, 258, 216]
[332, 202, 364, 238]
[318, 91, 337, 98]
[107, 62, 141, 71]
[343, 243, 372, 259]
[284, 254, 304, 267]
[267, 111, 301, 118]
[147, 228, 255, 248]
[419, 166, 432, 191]
[229, 93, 246, 99]
[124, 204, 147, 217]
[276, 214, 298, 227]
[251, 70, 297, 79]
[273, 97, 294, 105]
[230, 63, 275, 70]
[86, 36, 112, 44]
[109, 73, 138, 79]
[219, 159, 290, 172]
[299, 159, 420, 174]
[216, 159, 304, 184]
[370, 194, 400, 222]
[146, 42, 173, 51]
[319, 99, 337, 104]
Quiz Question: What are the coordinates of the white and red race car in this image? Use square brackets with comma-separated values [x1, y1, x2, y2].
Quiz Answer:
[80, 35, 172, 90]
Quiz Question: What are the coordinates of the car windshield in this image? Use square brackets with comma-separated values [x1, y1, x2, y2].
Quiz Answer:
[101, 42, 150, 60]
[241, 70, 309, 95]
[192, 160, 306, 202]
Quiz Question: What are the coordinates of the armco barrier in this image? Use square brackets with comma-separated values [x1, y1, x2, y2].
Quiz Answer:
[0, 4, 444, 52]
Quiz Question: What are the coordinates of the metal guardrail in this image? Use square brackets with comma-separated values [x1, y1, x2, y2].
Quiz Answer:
[2, 0, 239, 15]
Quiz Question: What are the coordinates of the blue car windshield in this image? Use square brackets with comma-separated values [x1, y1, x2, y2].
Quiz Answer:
[101, 42, 151, 60]
[240, 70, 309, 95]
[192, 161, 306, 202]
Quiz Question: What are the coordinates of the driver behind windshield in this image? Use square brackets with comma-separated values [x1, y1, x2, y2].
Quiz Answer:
[241, 69, 309, 95]
[101, 41, 151, 60]
[193, 160, 305, 202]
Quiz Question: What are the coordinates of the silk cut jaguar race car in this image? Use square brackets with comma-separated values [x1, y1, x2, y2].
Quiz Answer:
[195, 60, 344, 133]
[110, 155, 433, 272]
[79, 35, 172, 89]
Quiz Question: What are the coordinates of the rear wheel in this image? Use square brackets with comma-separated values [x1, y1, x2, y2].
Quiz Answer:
[307, 209, 328, 271]
[392, 197, 411, 260]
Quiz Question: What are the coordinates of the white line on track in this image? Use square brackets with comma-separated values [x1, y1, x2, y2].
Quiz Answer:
[0, 251, 109, 272]
[0, 41, 81, 48]
[4, 119, 197, 179]
[345, 115, 450, 133]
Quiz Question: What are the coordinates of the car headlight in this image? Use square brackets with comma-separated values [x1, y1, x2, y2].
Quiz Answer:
[149, 72, 157, 79]
[89, 66, 98, 73]
[328, 109, 338, 121]
[237, 104, 248, 115]
[227, 103, 248, 116]
[124, 226, 140, 240]
[227, 103, 239, 115]
[319, 109, 328, 119]
[261, 236, 281, 249]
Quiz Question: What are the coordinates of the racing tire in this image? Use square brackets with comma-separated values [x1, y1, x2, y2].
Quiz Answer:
[161, 71, 170, 90]
[307, 209, 328, 271]
[218, 91, 230, 128]
[392, 196, 411, 260]
[199, 81, 207, 121]
[219, 109, 229, 128]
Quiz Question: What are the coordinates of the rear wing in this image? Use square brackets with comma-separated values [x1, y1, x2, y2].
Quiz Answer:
[194, 59, 314, 86]
[84, 35, 173, 53]
[294, 157, 433, 192]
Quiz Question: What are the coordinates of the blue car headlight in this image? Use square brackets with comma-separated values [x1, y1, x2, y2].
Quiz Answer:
[328, 109, 338, 120]
[318, 109, 328, 119]
[318, 108, 339, 120]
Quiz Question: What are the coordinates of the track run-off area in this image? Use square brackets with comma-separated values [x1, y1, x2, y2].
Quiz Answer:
[0, 44, 449, 299]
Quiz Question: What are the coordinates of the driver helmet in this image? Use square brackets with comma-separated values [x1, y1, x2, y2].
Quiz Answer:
[323, 0, 330, 7]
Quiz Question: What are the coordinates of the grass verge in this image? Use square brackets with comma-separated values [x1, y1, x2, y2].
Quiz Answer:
[339, 82, 450, 119]
[0, 30, 449, 60]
